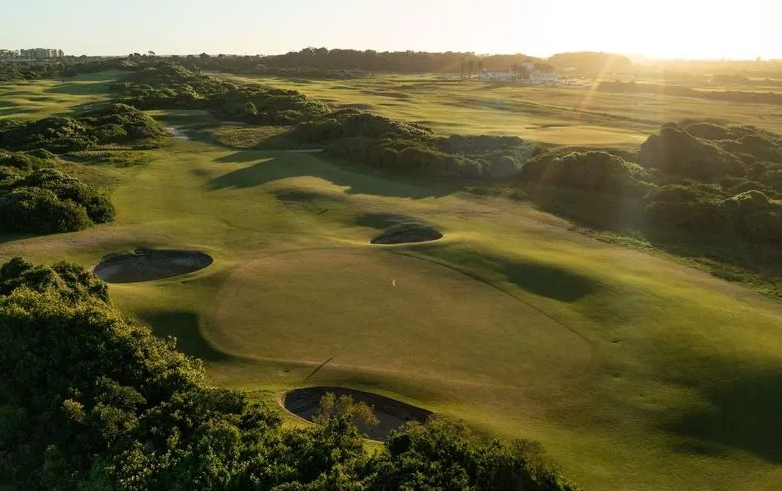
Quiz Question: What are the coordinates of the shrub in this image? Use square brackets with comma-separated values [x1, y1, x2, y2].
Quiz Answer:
[645, 184, 734, 235]
[519, 151, 649, 197]
[684, 121, 731, 140]
[639, 123, 744, 180]
[0, 187, 91, 234]
[19, 168, 115, 224]
[0, 152, 52, 171]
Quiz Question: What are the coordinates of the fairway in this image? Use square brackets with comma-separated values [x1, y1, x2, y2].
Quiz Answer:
[219, 74, 782, 146]
[4, 73, 782, 491]
[0, 71, 118, 120]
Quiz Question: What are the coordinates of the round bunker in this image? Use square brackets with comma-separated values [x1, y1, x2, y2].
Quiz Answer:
[371, 223, 443, 245]
[284, 387, 431, 441]
[94, 249, 213, 284]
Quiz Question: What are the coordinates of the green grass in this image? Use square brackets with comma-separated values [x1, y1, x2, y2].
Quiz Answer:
[4, 76, 782, 491]
[219, 73, 782, 147]
[0, 70, 120, 120]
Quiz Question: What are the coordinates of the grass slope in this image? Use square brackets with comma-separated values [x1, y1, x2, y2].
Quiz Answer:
[0, 70, 119, 120]
[2, 76, 782, 491]
[219, 74, 782, 147]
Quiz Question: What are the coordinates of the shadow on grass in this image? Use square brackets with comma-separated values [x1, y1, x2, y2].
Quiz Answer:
[208, 153, 450, 199]
[138, 311, 230, 362]
[0, 107, 38, 117]
[354, 212, 416, 229]
[411, 243, 599, 302]
[668, 371, 782, 462]
[215, 150, 265, 163]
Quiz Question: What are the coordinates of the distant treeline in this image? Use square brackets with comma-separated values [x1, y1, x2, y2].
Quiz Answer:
[0, 58, 129, 82]
[167, 49, 544, 76]
[168, 49, 633, 76]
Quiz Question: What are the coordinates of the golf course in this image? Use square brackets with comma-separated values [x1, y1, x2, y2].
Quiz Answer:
[3, 69, 782, 491]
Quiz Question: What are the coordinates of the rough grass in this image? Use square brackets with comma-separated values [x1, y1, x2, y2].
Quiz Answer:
[219, 74, 782, 147]
[4, 74, 782, 491]
[0, 71, 120, 120]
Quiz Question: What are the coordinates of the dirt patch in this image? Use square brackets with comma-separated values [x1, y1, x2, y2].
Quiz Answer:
[94, 249, 213, 283]
[371, 223, 443, 245]
[283, 387, 431, 441]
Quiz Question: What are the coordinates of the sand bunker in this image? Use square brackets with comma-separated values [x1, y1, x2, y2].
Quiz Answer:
[94, 249, 213, 283]
[371, 223, 443, 245]
[284, 387, 431, 441]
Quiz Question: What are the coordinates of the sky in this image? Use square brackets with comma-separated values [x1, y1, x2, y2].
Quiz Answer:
[1, 0, 780, 60]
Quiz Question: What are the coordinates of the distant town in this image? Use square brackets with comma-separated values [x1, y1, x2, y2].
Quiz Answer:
[0, 48, 64, 59]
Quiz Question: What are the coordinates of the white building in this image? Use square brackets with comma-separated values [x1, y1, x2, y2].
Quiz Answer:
[481, 70, 514, 82]
[529, 69, 558, 84]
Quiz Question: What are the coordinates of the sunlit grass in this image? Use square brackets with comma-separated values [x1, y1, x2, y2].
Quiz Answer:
[219, 73, 782, 146]
[3, 73, 782, 491]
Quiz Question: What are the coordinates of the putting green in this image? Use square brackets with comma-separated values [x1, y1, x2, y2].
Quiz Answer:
[207, 248, 590, 382]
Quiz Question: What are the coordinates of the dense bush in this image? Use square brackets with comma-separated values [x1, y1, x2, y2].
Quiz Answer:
[0, 187, 91, 234]
[684, 121, 731, 140]
[0, 163, 114, 235]
[519, 151, 651, 196]
[113, 64, 331, 126]
[0, 258, 578, 491]
[0, 104, 162, 153]
[0, 58, 128, 82]
[639, 123, 744, 180]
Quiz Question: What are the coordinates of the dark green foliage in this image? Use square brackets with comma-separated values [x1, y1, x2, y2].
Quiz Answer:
[366, 418, 577, 491]
[0, 104, 162, 153]
[0, 259, 578, 491]
[0, 58, 128, 82]
[645, 185, 733, 235]
[20, 168, 115, 223]
[684, 121, 731, 141]
[0, 187, 91, 234]
[0, 163, 114, 235]
[639, 123, 744, 180]
[519, 151, 650, 196]
[112, 64, 330, 126]
[0, 151, 54, 171]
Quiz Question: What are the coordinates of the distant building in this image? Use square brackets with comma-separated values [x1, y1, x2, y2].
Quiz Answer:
[529, 69, 558, 84]
[0, 49, 20, 59]
[19, 48, 63, 59]
[479, 61, 559, 85]
[526, 62, 558, 84]
[481, 70, 514, 82]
